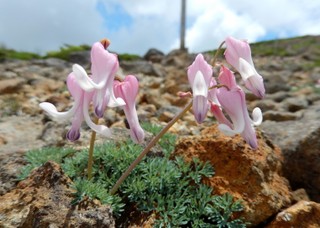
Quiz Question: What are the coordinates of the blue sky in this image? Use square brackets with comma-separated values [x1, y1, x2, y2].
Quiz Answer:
[0, 0, 319, 55]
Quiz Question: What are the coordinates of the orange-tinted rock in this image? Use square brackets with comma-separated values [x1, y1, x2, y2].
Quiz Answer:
[173, 124, 292, 226]
[0, 161, 115, 227]
[266, 200, 320, 228]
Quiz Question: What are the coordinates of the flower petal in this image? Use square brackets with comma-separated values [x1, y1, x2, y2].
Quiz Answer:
[188, 54, 212, 87]
[225, 37, 265, 98]
[193, 71, 208, 97]
[126, 105, 145, 143]
[252, 107, 263, 126]
[66, 129, 80, 142]
[107, 86, 126, 107]
[113, 75, 145, 143]
[241, 121, 258, 149]
[216, 67, 245, 134]
[91, 42, 119, 85]
[72, 64, 105, 91]
[66, 108, 83, 141]
[39, 102, 76, 121]
[82, 94, 111, 137]
[193, 95, 209, 124]
[225, 36, 253, 69]
[210, 103, 232, 127]
[238, 58, 257, 81]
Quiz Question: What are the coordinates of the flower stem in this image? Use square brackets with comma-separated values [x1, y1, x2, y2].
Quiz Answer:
[211, 41, 225, 66]
[87, 117, 99, 180]
[109, 100, 193, 195]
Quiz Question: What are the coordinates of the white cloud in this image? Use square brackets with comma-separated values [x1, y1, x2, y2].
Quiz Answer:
[176, 0, 266, 53]
[99, 0, 181, 55]
[0, 0, 105, 54]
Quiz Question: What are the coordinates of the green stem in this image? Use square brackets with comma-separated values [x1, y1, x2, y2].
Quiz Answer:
[109, 100, 193, 195]
[211, 41, 225, 66]
[87, 117, 99, 180]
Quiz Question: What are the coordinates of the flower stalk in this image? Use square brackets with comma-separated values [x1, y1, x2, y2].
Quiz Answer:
[211, 41, 225, 66]
[109, 100, 193, 195]
[87, 117, 99, 180]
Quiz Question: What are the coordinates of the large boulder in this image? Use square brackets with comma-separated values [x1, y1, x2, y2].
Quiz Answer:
[0, 161, 115, 227]
[173, 125, 292, 226]
[260, 100, 320, 202]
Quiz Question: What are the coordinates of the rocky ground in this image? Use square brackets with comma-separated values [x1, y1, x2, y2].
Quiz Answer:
[1, 35, 320, 227]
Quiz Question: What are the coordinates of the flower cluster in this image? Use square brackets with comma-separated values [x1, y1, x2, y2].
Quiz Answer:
[40, 36, 264, 150]
[187, 36, 265, 149]
[39, 39, 145, 143]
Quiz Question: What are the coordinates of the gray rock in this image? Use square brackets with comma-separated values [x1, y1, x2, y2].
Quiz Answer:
[264, 71, 292, 94]
[260, 101, 320, 201]
[32, 58, 70, 68]
[121, 60, 164, 77]
[0, 71, 18, 79]
[283, 96, 309, 112]
[143, 48, 164, 63]
[68, 50, 90, 65]
[0, 115, 46, 154]
[267, 91, 291, 102]
[263, 110, 302, 121]
[250, 99, 279, 113]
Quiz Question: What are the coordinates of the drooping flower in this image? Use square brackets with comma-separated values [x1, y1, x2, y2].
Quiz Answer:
[187, 54, 213, 123]
[72, 40, 125, 118]
[216, 66, 262, 149]
[39, 73, 111, 141]
[224, 36, 265, 98]
[113, 75, 145, 143]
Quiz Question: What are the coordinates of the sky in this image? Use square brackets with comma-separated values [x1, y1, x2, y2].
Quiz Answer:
[0, 0, 319, 55]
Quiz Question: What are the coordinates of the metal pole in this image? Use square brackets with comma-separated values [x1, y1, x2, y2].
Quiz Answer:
[180, 0, 186, 50]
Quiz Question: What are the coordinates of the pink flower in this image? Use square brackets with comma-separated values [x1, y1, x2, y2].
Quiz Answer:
[39, 73, 111, 141]
[216, 66, 262, 149]
[207, 78, 233, 127]
[187, 54, 213, 123]
[72, 41, 125, 117]
[113, 75, 145, 143]
[224, 36, 265, 98]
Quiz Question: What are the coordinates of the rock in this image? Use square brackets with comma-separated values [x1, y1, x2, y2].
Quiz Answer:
[156, 105, 182, 122]
[173, 125, 292, 226]
[0, 152, 26, 196]
[292, 188, 310, 203]
[1, 70, 18, 79]
[0, 161, 115, 227]
[29, 77, 65, 93]
[39, 120, 69, 147]
[140, 90, 171, 109]
[68, 50, 91, 65]
[0, 78, 25, 94]
[266, 200, 320, 228]
[250, 99, 279, 113]
[0, 115, 46, 154]
[267, 91, 290, 102]
[143, 48, 164, 63]
[283, 96, 309, 112]
[260, 101, 320, 202]
[121, 60, 164, 77]
[31, 58, 70, 69]
[263, 110, 302, 121]
[161, 49, 193, 68]
[264, 72, 292, 94]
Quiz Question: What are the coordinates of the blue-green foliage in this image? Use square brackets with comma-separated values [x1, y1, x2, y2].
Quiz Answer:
[17, 147, 75, 180]
[19, 123, 246, 227]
